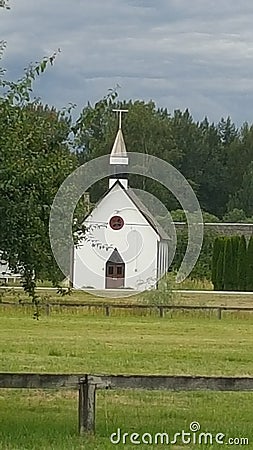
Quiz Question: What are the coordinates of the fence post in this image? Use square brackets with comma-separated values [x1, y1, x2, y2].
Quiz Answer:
[217, 307, 222, 320]
[159, 306, 164, 318]
[78, 376, 96, 435]
[105, 306, 110, 317]
[45, 304, 50, 316]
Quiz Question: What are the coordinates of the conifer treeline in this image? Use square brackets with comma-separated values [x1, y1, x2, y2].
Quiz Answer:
[211, 235, 253, 291]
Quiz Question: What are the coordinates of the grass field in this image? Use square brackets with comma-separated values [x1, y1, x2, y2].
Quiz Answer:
[0, 304, 253, 449]
[0, 389, 252, 449]
[1, 310, 253, 375]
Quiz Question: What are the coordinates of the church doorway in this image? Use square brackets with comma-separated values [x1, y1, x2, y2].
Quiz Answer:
[105, 248, 125, 289]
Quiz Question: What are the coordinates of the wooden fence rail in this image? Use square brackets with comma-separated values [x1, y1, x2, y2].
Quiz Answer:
[1, 373, 253, 434]
[1, 301, 253, 319]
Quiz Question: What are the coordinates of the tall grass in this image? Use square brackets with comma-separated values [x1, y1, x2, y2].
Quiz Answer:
[0, 389, 252, 449]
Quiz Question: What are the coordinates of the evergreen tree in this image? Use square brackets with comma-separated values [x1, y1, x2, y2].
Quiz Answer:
[212, 237, 221, 289]
[216, 238, 225, 290]
[231, 236, 240, 290]
[246, 236, 253, 291]
[228, 162, 253, 217]
[217, 117, 238, 146]
[223, 238, 234, 290]
[237, 235, 247, 291]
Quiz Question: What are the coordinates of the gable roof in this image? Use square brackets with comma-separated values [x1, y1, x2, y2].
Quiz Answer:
[84, 180, 170, 241]
[106, 248, 124, 264]
[126, 187, 170, 241]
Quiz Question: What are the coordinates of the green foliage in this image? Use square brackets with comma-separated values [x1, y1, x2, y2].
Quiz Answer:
[230, 236, 240, 290]
[237, 235, 247, 291]
[170, 210, 220, 283]
[171, 227, 216, 281]
[211, 237, 220, 289]
[228, 162, 253, 217]
[0, 26, 77, 305]
[141, 276, 174, 306]
[216, 238, 225, 290]
[170, 209, 187, 221]
[246, 236, 253, 291]
[170, 209, 219, 223]
[217, 116, 238, 146]
[0, 103, 76, 300]
[223, 208, 247, 222]
[0, 51, 60, 105]
[213, 235, 250, 291]
[223, 238, 233, 290]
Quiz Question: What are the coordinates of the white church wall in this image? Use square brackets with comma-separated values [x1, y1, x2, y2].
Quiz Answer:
[73, 183, 160, 290]
[157, 241, 169, 282]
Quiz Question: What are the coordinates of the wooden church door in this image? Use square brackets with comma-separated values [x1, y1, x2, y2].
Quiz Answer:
[105, 262, 125, 288]
[105, 248, 125, 289]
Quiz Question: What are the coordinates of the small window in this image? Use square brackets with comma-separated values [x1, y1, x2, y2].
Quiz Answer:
[108, 266, 114, 275]
[117, 266, 122, 275]
[109, 216, 124, 230]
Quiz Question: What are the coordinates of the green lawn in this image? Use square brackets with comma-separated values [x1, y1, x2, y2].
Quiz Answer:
[0, 309, 253, 449]
[1, 311, 253, 375]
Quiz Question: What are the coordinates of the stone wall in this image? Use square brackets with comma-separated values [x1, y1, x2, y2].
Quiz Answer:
[174, 222, 253, 237]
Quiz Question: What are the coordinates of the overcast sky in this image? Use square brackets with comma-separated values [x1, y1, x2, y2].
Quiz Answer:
[2, 0, 253, 126]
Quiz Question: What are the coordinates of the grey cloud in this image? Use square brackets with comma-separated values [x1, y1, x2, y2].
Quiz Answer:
[1, 0, 253, 125]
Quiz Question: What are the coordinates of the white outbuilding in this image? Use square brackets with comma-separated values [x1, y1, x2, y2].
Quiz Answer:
[73, 111, 169, 291]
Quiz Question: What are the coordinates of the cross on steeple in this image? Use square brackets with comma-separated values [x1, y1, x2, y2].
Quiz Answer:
[113, 109, 128, 130]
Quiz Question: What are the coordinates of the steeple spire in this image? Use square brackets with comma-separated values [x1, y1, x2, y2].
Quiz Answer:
[109, 109, 129, 189]
[110, 109, 128, 160]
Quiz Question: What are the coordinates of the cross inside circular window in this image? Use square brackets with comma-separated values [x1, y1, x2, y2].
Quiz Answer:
[109, 216, 124, 230]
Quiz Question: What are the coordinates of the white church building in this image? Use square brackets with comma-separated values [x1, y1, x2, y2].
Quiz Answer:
[73, 111, 169, 291]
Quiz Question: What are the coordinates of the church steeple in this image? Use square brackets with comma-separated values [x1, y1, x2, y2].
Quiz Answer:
[109, 109, 129, 189]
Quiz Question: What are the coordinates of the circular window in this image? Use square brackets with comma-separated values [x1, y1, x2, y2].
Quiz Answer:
[109, 215, 124, 230]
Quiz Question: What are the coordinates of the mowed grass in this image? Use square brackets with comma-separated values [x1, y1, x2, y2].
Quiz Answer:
[1, 310, 253, 375]
[0, 309, 253, 449]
